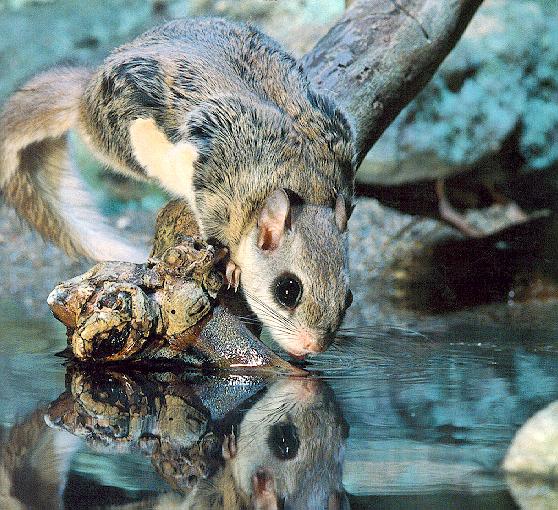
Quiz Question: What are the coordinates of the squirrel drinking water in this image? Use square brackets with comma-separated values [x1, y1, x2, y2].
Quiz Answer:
[0, 18, 355, 358]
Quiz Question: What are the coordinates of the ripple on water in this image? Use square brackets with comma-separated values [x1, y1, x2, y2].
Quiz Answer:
[1, 308, 558, 507]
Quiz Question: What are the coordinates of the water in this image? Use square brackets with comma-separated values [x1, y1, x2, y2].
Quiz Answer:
[2, 300, 558, 509]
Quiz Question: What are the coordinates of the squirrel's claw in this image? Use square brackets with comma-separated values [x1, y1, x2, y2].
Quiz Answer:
[225, 260, 241, 292]
[222, 431, 237, 460]
[251, 468, 278, 510]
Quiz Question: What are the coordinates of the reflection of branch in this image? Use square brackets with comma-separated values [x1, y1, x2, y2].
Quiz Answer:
[46, 365, 269, 494]
[303, 0, 483, 164]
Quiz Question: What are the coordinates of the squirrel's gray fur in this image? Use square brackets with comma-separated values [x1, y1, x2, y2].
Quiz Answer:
[0, 18, 355, 356]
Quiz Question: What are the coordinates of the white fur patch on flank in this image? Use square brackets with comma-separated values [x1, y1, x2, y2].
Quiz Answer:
[129, 118, 199, 212]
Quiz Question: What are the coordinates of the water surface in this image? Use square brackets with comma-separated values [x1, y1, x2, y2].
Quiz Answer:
[2, 300, 558, 509]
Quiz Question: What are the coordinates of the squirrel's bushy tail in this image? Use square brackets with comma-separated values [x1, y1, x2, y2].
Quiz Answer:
[0, 67, 146, 262]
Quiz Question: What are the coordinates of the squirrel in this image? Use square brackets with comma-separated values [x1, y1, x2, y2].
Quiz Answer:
[0, 18, 355, 358]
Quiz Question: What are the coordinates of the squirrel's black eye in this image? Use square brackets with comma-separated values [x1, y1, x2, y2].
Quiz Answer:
[268, 422, 300, 460]
[272, 273, 302, 310]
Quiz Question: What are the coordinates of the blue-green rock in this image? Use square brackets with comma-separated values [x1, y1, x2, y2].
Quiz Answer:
[359, 0, 558, 185]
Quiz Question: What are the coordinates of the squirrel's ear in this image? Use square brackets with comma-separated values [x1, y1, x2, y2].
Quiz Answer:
[257, 189, 291, 251]
[335, 195, 348, 233]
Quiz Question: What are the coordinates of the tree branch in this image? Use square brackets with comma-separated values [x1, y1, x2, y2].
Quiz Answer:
[303, 0, 483, 165]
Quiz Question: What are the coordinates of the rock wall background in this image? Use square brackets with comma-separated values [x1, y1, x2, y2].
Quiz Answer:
[360, 0, 558, 196]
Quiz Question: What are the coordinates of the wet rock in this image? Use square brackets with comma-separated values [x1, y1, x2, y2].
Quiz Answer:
[503, 400, 558, 477]
[504, 400, 558, 509]
[45, 200, 302, 373]
[506, 476, 558, 510]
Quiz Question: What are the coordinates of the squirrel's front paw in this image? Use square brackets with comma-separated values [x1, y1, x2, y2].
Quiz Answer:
[222, 431, 237, 460]
[225, 260, 241, 292]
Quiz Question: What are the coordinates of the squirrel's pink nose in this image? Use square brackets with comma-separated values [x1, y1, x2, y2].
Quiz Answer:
[284, 328, 325, 358]
[298, 329, 322, 353]
[303, 341, 321, 353]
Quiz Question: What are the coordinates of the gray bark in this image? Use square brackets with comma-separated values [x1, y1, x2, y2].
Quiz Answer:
[303, 0, 483, 165]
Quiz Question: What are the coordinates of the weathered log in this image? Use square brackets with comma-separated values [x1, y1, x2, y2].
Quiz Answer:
[150, 199, 202, 258]
[303, 0, 483, 165]
[48, 236, 218, 361]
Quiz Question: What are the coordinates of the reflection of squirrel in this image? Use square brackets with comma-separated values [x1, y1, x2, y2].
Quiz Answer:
[217, 378, 350, 509]
[0, 18, 354, 357]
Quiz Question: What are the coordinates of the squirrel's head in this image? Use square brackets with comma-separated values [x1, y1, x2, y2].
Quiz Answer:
[237, 189, 353, 358]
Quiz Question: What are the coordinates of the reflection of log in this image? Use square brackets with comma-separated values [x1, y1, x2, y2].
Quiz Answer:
[46, 364, 269, 494]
